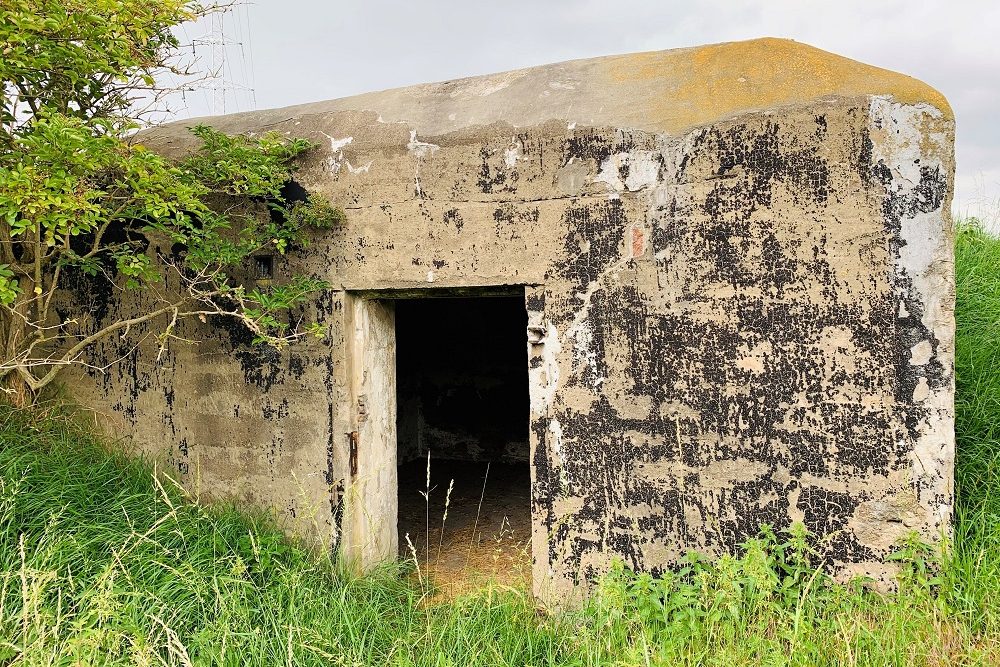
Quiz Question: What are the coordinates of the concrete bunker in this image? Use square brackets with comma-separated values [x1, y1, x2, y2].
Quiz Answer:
[64, 38, 956, 604]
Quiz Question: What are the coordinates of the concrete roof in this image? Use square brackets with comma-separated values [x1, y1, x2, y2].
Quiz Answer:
[144, 37, 951, 146]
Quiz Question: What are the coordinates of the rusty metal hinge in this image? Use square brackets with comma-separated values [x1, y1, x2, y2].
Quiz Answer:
[348, 431, 359, 476]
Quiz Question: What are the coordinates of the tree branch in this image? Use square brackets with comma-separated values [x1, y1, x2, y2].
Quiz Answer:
[29, 298, 194, 391]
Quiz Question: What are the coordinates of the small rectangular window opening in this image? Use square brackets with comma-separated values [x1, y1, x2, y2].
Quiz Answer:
[253, 255, 273, 280]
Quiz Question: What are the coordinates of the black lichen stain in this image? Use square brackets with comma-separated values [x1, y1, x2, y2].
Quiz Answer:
[525, 291, 545, 313]
[213, 312, 284, 391]
[552, 200, 627, 304]
[538, 113, 946, 586]
[562, 131, 637, 166]
[530, 410, 556, 565]
[443, 208, 464, 232]
[492, 204, 539, 241]
[266, 179, 310, 227]
[60, 266, 116, 327]
[476, 145, 520, 195]
[262, 397, 290, 421]
[857, 127, 875, 188]
[288, 354, 307, 381]
[688, 122, 830, 218]
[62, 220, 151, 325]
[797, 486, 860, 536]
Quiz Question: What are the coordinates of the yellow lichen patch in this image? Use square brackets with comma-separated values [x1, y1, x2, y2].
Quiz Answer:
[601, 37, 951, 134]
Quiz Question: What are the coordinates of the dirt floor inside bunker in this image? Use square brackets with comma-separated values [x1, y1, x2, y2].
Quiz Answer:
[397, 459, 531, 596]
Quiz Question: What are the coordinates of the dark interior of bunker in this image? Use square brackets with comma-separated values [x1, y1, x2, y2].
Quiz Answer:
[394, 296, 531, 592]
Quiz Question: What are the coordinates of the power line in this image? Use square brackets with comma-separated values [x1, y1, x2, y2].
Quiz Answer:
[190, 3, 256, 115]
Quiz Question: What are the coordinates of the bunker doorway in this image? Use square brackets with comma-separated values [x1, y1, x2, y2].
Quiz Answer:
[394, 295, 531, 594]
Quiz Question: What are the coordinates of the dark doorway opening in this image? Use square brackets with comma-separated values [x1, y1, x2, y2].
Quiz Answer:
[394, 295, 531, 594]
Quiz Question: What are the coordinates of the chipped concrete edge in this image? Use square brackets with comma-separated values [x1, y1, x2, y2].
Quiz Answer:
[869, 95, 956, 544]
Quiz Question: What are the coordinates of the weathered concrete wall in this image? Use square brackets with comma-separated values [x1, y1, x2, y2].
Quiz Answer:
[62, 38, 954, 602]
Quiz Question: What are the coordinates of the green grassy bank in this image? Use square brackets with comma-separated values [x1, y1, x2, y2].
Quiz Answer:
[1, 223, 998, 665]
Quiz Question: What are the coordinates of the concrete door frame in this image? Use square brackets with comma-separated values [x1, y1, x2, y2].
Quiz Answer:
[342, 294, 397, 569]
[340, 286, 541, 588]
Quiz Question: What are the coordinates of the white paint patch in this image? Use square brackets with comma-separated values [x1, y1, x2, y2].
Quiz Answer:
[407, 130, 439, 159]
[407, 131, 439, 197]
[426, 270, 435, 283]
[528, 321, 561, 414]
[869, 95, 955, 535]
[320, 132, 353, 153]
[504, 144, 520, 167]
[594, 150, 660, 194]
[910, 340, 933, 365]
[318, 132, 354, 175]
[346, 160, 372, 175]
[568, 320, 605, 389]
[567, 121, 576, 130]
[548, 418, 564, 464]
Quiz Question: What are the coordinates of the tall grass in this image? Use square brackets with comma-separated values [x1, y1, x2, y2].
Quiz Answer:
[0, 220, 998, 665]
[950, 222, 1000, 638]
[0, 407, 572, 666]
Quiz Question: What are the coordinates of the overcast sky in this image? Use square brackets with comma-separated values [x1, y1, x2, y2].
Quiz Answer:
[171, 0, 999, 222]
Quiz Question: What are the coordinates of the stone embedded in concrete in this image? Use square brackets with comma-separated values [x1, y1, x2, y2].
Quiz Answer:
[62, 37, 955, 603]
